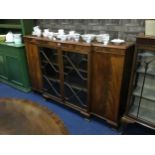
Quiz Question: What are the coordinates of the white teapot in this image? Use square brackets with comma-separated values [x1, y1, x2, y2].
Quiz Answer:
[6, 31, 14, 42]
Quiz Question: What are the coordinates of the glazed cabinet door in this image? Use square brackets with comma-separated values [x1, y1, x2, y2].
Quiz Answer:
[127, 49, 155, 125]
[91, 49, 125, 125]
[62, 50, 89, 111]
[39, 47, 62, 102]
[25, 42, 43, 92]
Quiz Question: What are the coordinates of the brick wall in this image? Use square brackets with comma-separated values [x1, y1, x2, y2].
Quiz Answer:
[36, 19, 145, 41]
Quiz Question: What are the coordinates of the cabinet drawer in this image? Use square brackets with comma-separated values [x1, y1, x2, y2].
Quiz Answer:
[61, 43, 90, 53]
[93, 46, 125, 55]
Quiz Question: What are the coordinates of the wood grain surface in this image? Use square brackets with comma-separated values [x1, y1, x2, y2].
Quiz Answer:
[0, 98, 68, 135]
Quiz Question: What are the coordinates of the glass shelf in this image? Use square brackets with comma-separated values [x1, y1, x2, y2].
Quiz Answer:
[137, 66, 155, 76]
[129, 98, 155, 124]
[133, 86, 155, 102]
[124, 38, 155, 129]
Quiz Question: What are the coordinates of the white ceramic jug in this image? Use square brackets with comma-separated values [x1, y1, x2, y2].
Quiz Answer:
[6, 31, 14, 42]
[14, 34, 22, 44]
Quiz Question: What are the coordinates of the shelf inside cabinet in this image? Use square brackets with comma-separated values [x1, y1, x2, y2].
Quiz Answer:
[137, 66, 155, 76]
[129, 101, 155, 123]
[0, 24, 22, 29]
[133, 86, 155, 102]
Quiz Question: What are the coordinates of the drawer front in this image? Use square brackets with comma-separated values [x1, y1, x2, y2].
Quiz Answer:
[93, 46, 125, 55]
[36, 40, 59, 48]
[61, 43, 90, 54]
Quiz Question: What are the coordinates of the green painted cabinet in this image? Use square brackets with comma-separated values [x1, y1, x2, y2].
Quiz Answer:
[0, 44, 31, 92]
[0, 52, 8, 80]
[0, 19, 34, 92]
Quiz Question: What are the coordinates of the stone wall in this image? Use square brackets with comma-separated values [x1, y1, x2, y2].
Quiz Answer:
[36, 19, 145, 41]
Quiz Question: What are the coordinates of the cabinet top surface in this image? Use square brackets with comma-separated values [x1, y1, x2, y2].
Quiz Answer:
[24, 35, 134, 50]
[137, 34, 155, 40]
[0, 42, 25, 48]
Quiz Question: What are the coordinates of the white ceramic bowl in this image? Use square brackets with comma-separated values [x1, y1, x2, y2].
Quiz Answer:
[48, 32, 54, 39]
[81, 34, 96, 43]
[58, 29, 65, 35]
[59, 34, 68, 41]
[68, 33, 80, 41]
[111, 39, 125, 45]
[96, 34, 109, 43]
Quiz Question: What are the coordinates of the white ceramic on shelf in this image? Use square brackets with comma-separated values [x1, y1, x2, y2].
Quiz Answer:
[81, 34, 96, 43]
[13, 34, 22, 44]
[6, 31, 14, 42]
[48, 32, 54, 40]
[111, 38, 125, 45]
[96, 34, 110, 43]
[43, 29, 50, 38]
[60, 34, 68, 41]
[69, 31, 75, 35]
[102, 34, 110, 45]
[68, 32, 80, 42]
[32, 26, 42, 37]
[58, 29, 65, 35]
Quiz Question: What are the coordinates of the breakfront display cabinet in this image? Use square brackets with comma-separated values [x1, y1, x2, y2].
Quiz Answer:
[122, 35, 155, 129]
[24, 35, 134, 127]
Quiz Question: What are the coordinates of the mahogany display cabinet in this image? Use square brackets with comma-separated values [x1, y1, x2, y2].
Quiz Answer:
[24, 36, 134, 127]
[122, 35, 155, 130]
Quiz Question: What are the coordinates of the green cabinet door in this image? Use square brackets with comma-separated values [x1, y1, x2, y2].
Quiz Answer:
[0, 52, 8, 80]
[6, 56, 23, 86]
[0, 44, 31, 92]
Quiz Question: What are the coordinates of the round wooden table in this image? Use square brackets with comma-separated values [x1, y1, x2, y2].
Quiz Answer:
[0, 98, 68, 135]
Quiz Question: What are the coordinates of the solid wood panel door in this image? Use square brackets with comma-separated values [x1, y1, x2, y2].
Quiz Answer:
[25, 42, 43, 92]
[91, 49, 125, 126]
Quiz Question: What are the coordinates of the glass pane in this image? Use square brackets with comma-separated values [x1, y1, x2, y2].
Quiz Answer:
[128, 49, 155, 124]
[39, 47, 61, 98]
[63, 51, 88, 108]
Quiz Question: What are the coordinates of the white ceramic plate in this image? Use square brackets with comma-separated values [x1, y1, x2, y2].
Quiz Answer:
[111, 39, 125, 45]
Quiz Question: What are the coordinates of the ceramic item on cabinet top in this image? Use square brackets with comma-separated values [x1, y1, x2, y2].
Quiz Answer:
[14, 34, 22, 44]
[102, 34, 110, 45]
[58, 29, 65, 35]
[32, 26, 42, 37]
[81, 34, 96, 43]
[111, 39, 125, 45]
[6, 31, 14, 42]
